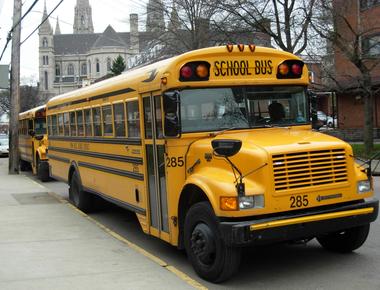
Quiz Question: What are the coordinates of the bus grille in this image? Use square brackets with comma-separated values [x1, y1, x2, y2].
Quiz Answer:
[272, 149, 348, 192]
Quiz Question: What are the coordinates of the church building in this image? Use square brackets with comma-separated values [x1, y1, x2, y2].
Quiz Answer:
[38, 0, 145, 99]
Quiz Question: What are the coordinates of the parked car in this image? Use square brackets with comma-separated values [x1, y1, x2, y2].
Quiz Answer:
[0, 135, 9, 156]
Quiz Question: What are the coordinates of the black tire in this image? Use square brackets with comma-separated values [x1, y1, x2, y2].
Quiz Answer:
[184, 201, 241, 283]
[69, 171, 95, 212]
[317, 224, 370, 253]
[37, 158, 50, 182]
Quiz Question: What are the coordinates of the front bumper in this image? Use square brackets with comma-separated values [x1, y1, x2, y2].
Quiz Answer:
[219, 199, 379, 246]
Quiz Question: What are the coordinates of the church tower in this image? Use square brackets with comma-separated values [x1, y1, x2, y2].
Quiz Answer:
[73, 0, 94, 34]
[38, 1, 55, 99]
[146, 0, 165, 33]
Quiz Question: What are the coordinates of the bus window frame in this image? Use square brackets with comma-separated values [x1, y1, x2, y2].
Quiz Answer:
[69, 110, 77, 137]
[126, 99, 141, 139]
[113, 101, 127, 138]
[101, 104, 114, 137]
[92, 106, 102, 137]
[83, 107, 93, 137]
[77, 109, 85, 137]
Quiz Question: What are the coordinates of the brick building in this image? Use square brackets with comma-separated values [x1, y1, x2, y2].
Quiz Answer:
[332, 0, 380, 138]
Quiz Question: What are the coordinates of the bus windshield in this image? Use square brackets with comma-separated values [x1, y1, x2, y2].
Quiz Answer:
[34, 118, 47, 135]
[180, 86, 308, 133]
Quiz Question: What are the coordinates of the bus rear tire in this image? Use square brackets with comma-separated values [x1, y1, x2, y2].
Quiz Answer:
[37, 158, 50, 182]
[317, 224, 370, 253]
[69, 171, 95, 212]
[184, 201, 241, 283]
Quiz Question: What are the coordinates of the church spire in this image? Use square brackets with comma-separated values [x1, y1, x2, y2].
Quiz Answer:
[73, 0, 94, 34]
[168, 1, 180, 31]
[55, 17, 61, 35]
[39, 0, 53, 34]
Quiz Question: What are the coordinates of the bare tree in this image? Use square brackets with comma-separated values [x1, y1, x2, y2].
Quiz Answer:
[312, 0, 380, 155]
[217, 0, 317, 54]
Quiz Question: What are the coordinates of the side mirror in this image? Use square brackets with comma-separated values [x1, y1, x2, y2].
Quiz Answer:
[308, 90, 318, 129]
[28, 129, 35, 137]
[212, 139, 242, 157]
[163, 91, 181, 137]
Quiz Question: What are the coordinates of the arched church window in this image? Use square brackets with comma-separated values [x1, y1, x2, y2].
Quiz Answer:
[96, 59, 100, 73]
[81, 15, 85, 25]
[81, 63, 87, 75]
[42, 37, 48, 48]
[67, 63, 74, 76]
[107, 58, 112, 72]
[88, 60, 91, 74]
[55, 64, 61, 76]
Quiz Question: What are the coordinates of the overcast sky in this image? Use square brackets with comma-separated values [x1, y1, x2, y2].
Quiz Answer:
[0, 0, 147, 85]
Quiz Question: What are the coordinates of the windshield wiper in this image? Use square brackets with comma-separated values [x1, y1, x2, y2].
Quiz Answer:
[209, 127, 236, 137]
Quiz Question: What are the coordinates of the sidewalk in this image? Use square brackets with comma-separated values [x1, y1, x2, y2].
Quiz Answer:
[0, 158, 200, 290]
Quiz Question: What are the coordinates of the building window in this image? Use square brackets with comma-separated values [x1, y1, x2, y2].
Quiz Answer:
[55, 64, 60, 76]
[360, 0, 380, 9]
[88, 60, 91, 74]
[81, 15, 85, 25]
[107, 58, 112, 72]
[81, 63, 87, 75]
[67, 63, 74, 75]
[96, 59, 100, 73]
[42, 37, 48, 47]
[43, 56, 49, 65]
[44, 71, 48, 90]
[363, 34, 380, 57]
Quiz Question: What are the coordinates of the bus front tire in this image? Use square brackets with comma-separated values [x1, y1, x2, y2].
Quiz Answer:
[184, 201, 241, 283]
[69, 171, 94, 212]
[317, 224, 370, 253]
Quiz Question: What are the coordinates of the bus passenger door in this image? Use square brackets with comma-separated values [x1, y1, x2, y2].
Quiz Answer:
[142, 93, 169, 239]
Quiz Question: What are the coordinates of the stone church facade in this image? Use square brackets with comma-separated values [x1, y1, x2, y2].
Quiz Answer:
[38, 0, 144, 99]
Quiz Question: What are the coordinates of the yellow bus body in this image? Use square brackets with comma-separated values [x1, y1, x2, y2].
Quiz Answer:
[19, 105, 49, 181]
[45, 46, 378, 282]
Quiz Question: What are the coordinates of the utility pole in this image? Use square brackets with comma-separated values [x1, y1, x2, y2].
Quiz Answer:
[9, 0, 21, 174]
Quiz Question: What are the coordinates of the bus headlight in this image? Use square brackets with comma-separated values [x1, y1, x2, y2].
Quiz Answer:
[239, 195, 264, 210]
[357, 180, 371, 194]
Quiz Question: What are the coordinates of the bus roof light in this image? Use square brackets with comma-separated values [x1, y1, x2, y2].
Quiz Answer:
[180, 66, 193, 79]
[238, 44, 244, 52]
[226, 44, 233, 52]
[249, 44, 256, 52]
[278, 63, 289, 76]
[291, 63, 302, 75]
[196, 64, 209, 78]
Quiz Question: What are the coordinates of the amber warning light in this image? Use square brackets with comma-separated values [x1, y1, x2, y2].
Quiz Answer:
[179, 61, 210, 82]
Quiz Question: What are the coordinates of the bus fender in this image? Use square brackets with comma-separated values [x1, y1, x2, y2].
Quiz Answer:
[68, 161, 82, 188]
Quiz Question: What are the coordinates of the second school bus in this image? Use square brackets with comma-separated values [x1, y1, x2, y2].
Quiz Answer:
[46, 46, 378, 282]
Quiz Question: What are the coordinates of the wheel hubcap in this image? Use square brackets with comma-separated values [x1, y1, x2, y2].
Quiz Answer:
[190, 223, 216, 265]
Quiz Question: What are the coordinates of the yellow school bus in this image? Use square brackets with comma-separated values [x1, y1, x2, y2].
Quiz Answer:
[19, 105, 49, 181]
[46, 45, 378, 282]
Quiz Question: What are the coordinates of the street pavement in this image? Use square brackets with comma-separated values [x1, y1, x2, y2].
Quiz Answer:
[0, 157, 202, 290]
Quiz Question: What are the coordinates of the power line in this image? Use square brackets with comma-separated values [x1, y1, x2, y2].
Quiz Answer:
[0, 0, 40, 61]
[21, 0, 65, 45]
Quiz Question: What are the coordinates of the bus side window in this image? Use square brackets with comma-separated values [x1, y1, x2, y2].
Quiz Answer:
[28, 119, 33, 133]
[126, 101, 140, 138]
[92, 107, 102, 136]
[102, 105, 113, 136]
[84, 109, 93, 136]
[77, 110, 84, 136]
[58, 114, 64, 136]
[52, 115, 58, 136]
[63, 112, 70, 136]
[70, 111, 77, 136]
[113, 103, 126, 137]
